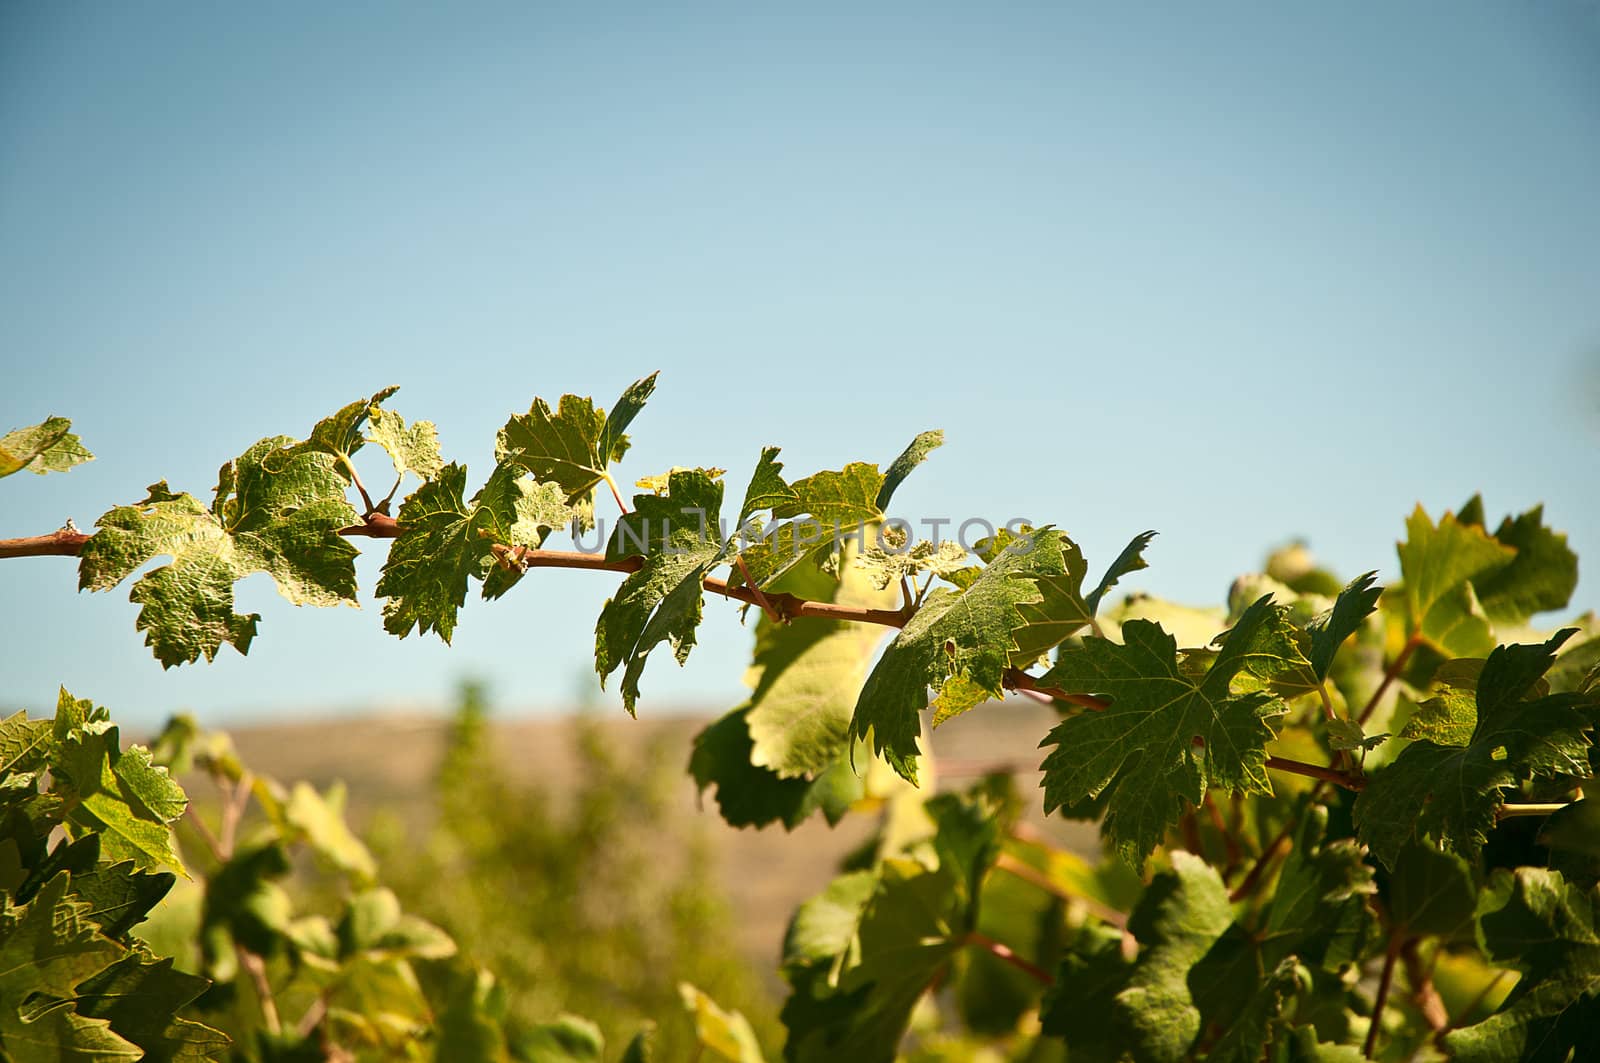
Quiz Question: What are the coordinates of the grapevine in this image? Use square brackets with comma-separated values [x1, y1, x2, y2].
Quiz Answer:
[1, 376, 1596, 1062]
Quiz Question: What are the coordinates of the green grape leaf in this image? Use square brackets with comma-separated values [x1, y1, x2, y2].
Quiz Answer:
[1444, 868, 1600, 1063]
[733, 447, 796, 528]
[731, 460, 886, 589]
[853, 538, 969, 592]
[793, 861, 962, 1060]
[595, 469, 725, 713]
[0, 416, 93, 478]
[636, 466, 726, 497]
[434, 968, 511, 1063]
[731, 431, 939, 591]
[1039, 597, 1288, 869]
[73, 951, 230, 1062]
[1259, 808, 1376, 970]
[1037, 922, 1130, 1059]
[1213, 600, 1318, 700]
[1325, 718, 1386, 753]
[1282, 1026, 1367, 1063]
[478, 473, 579, 601]
[365, 406, 443, 483]
[782, 871, 878, 972]
[0, 873, 123, 1001]
[1395, 504, 1515, 657]
[1204, 959, 1305, 1063]
[849, 528, 1090, 782]
[745, 614, 886, 778]
[68, 860, 175, 942]
[598, 371, 659, 468]
[68, 800, 185, 878]
[966, 526, 1094, 668]
[780, 796, 996, 1063]
[49, 693, 188, 875]
[1539, 798, 1600, 886]
[1474, 504, 1580, 626]
[687, 708, 860, 831]
[79, 437, 360, 667]
[1044, 852, 1233, 1063]
[336, 887, 455, 961]
[496, 374, 657, 525]
[1355, 630, 1595, 868]
[1306, 571, 1381, 680]
[780, 464, 887, 526]
[779, 797, 995, 1050]
[520, 1015, 604, 1062]
[1388, 844, 1477, 939]
[374, 464, 486, 640]
[296, 386, 398, 469]
[201, 843, 294, 963]
[105, 743, 187, 825]
[1184, 809, 1374, 1055]
[0, 710, 54, 780]
[377, 462, 574, 640]
[0, 874, 142, 1061]
[1086, 530, 1157, 616]
[281, 781, 377, 883]
[619, 1030, 654, 1063]
[1, 1004, 142, 1061]
[1398, 688, 1478, 746]
[874, 429, 943, 511]
[742, 555, 893, 779]
[679, 983, 766, 1063]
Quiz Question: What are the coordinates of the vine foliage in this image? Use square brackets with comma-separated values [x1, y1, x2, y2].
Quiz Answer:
[2, 379, 1598, 1061]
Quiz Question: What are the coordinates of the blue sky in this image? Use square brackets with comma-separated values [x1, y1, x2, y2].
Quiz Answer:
[3, 3, 1598, 728]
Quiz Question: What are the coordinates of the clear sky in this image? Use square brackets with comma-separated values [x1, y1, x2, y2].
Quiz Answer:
[3, 2, 1598, 729]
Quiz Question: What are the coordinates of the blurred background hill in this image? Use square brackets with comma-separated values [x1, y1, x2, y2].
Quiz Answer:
[217, 693, 1088, 969]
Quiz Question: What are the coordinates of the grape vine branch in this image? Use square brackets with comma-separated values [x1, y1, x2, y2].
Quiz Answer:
[0, 513, 1370, 792]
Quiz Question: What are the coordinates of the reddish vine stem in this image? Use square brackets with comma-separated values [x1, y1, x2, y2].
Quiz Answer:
[1229, 828, 1290, 903]
[964, 931, 1055, 986]
[1316, 682, 1337, 722]
[1180, 810, 1205, 856]
[182, 806, 225, 864]
[184, 773, 281, 1036]
[1365, 932, 1405, 1059]
[238, 947, 283, 1036]
[219, 771, 253, 856]
[880, 753, 1358, 795]
[1497, 802, 1572, 820]
[339, 456, 376, 515]
[0, 517, 1384, 795]
[295, 995, 330, 1040]
[1400, 938, 1449, 1034]
[1265, 756, 1364, 791]
[0, 527, 89, 558]
[733, 553, 782, 623]
[603, 473, 629, 515]
[1231, 747, 1371, 901]
[1002, 668, 1110, 711]
[1358, 632, 1423, 726]
[3, 515, 920, 630]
